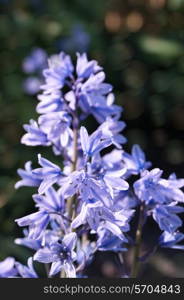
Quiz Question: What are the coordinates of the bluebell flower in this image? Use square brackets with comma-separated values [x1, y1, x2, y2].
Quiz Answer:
[15, 257, 38, 278]
[61, 170, 112, 207]
[16, 186, 65, 239]
[16, 227, 61, 252]
[77, 72, 119, 123]
[21, 120, 50, 146]
[168, 173, 184, 188]
[41, 52, 74, 94]
[134, 168, 184, 205]
[103, 168, 129, 197]
[152, 204, 184, 233]
[80, 126, 112, 158]
[15, 210, 50, 240]
[33, 154, 63, 194]
[0, 257, 17, 278]
[89, 93, 122, 124]
[15, 229, 42, 251]
[80, 118, 126, 161]
[72, 198, 133, 241]
[102, 149, 124, 171]
[34, 188, 64, 215]
[36, 92, 65, 114]
[38, 112, 72, 148]
[159, 231, 184, 250]
[34, 232, 77, 277]
[122, 144, 151, 176]
[76, 53, 102, 78]
[15, 50, 184, 277]
[98, 117, 127, 148]
[15, 161, 42, 189]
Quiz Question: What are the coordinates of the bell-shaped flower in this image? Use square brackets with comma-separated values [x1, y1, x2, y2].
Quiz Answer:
[76, 52, 102, 79]
[98, 117, 127, 148]
[21, 120, 50, 147]
[134, 168, 184, 205]
[15, 187, 65, 239]
[159, 231, 184, 250]
[34, 232, 77, 277]
[122, 144, 151, 176]
[36, 92, 64, 114]
[15, 161, 42, 189]
[71, 198, 133, 241]
[33, 154, 63, 194]
[38, 112, 72, 148]
[41, 52, 74, 94]
[152, 204, 184, 233]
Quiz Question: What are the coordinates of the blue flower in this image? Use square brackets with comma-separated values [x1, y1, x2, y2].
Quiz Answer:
[102, 149, 124, 171]
[15, 210, 50, 240]
[38, 112, 72, 148]
[34, 232, 77, 277]
[15, 230, 42, 251]
[15, 187, 65, 239]
[21, 120, 50, 146]
[71, 198, 133, 241]
[0, 257, 17, 278]
[134, 168, 184, 205]
[15, 50, 184, 277]
[103, 168, 129, 197]
[15, 161, 42, 189]
[76, 53, 101, 78]
[63, 171, 110, 206]
[168, 173, 184, 188]
[36, 92, 64, 114]
[123, 144, 151, 176]
[89, 93, 122, 124]
[77, 72, 119, 123]
[80, 126, 112, 158]
[41, 52, 74, 94]
[152, 204, 184, 233]
[159, 231, 184, 250]
[34, 154, 63, 194]
[98, 117, 127, 148]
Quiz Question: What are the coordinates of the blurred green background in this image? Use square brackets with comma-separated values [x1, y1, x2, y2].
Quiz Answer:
[0, 0, 184, 277]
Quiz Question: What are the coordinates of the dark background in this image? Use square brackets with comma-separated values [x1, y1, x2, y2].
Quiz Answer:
[0, 0, 184, 277]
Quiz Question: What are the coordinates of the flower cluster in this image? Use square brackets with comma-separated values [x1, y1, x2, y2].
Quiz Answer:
[0, 52, 184, 278]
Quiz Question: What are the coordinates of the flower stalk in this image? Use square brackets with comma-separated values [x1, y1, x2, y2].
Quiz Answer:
[1, 51, 182, 279]
[66, 125, 78, 219]
[131, 204, 145, 278]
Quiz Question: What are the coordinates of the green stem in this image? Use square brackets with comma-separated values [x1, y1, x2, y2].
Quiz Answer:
[45, 263, 50, 278]
[131, 204, 144, 278]
[60, 123, 78, 279]
[66, 126, 78, 219]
